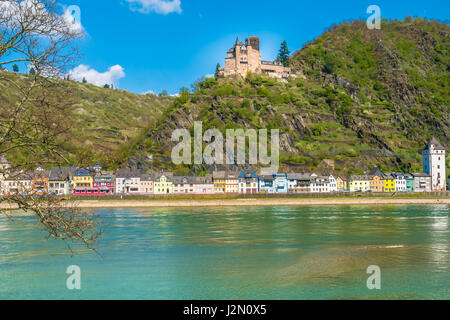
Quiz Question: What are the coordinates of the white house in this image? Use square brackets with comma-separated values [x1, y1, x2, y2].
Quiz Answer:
[423, 137, 446, 191]
[328, 175, 338, 192]
[116, 169, 141, 194]
[392, 173, 407, 192]
[310, 175, 330, 193]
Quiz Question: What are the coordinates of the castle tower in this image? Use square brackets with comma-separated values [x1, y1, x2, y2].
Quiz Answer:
[423, 137, 446, 191]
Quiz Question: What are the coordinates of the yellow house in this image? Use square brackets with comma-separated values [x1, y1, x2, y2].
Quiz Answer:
[73, 169, 93, 188]
[213, 171, 226, 193]
[349, 175, 371, 192]
[383, 175, 396, 193]
[154, 172, 173, 195]
[336, 176, 348, 192]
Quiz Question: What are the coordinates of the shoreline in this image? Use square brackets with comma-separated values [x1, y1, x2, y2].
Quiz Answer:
[1, 197, 448, 209]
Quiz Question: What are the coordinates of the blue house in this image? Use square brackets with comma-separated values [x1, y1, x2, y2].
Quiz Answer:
[259, 175, 275, 193]
[273, 173, 288, 193]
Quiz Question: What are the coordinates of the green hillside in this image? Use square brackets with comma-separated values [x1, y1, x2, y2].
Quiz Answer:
[131, 18, 449, 175]
[0, 71, 173, 168]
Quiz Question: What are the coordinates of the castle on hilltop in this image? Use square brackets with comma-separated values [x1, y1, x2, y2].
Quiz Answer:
[217, 36, 292, 80]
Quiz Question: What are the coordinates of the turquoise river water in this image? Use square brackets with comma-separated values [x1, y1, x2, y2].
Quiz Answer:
[0, 204, 449, 299]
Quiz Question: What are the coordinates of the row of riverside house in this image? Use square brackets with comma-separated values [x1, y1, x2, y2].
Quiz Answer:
[0, 138, 447, 196]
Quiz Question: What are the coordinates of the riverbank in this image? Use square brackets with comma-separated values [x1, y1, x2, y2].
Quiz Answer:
[1, 196, 448, 209]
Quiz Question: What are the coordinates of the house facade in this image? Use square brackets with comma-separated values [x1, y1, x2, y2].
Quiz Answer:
[349, 175, 371, 192]
[48, 167, 76, 195]
[139, 175, 154, 194]
[194, 176, 215, 194]
[392, 173, 408, 192]
[238, 170, 259, 194]
[92, 171, 115, 195]
[225, 173, 239, 193]
[173, 176, 195, 194]
[311, 176, 331, 193]
[336, 176, 347, 192]
[383, 175, 396, 193]
[73, 169, 93, 189]
[115, 170, 141, 195]
[273, 173, 289, 193]
[31, 168, 50, 195]
[154, 172, 174, 195]
[259, 175, 275, 193]
[213, 171, 226, 193]
[412, 173, 432, 192]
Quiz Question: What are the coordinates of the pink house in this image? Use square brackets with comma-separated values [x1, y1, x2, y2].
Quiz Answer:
[194, 175, 215, 194]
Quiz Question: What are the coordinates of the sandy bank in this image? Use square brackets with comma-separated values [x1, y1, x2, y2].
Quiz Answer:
[1, 197, 448, 209]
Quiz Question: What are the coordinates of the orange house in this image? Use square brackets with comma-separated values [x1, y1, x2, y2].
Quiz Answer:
[32, 169, 50, 195]
[370, 175, 384, 193]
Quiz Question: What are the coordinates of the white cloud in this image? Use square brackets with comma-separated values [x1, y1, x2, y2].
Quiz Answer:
[68, 65, 125, 87]
[126, 0, 182, 15]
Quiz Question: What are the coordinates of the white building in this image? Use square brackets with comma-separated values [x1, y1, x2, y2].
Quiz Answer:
[423, 137, 446, 191]
[310, 176, 330, 193]
[116, 169, 141, 194]
[392, 173, 407, 192]
[328, 175, 338, 192]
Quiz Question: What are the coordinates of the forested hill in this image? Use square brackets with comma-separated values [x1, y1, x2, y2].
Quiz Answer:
[0, 71, 173, 168]
[130, 18, 448, 175]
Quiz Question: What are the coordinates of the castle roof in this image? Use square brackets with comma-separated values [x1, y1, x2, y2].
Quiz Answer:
[424, 137, 445, 151]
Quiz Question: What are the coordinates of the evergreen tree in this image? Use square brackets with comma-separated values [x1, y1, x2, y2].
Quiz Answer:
[29, 68, 36, 75]
[12, 64, 19, 72]
[103, 84, 110, 89]
[82, 77, 87, 83]
[215, 63, 221, 78]
[159, 89, 169, 97]
[277, 41, 291, 67]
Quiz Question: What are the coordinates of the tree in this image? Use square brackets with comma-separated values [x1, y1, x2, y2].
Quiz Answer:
[159, 89, 169, 97]
[29, 68, 36, 75]
[277, 41, 291, 67]
[215, 63, 221, 79]
[82, 77, 87, 83]
[12, 64, 19, 72]
[104, 84, 110, 89]
[0, 0, 102, 252]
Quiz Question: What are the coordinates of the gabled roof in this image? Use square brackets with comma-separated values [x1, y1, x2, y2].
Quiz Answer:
[116, 169, 141, 178]
[49, 167, 77, 181]
[195, 176, 213, 184]
[287, 173, 312, 180]
[424, 137, 445, 151]
[74, 168, 92, 177]
[173, 176, 196, 185]
[412, 173, 431, 178]
[239, 169, 258, 178]
[154, 172, 174, 181]
[369, 167, 385, 177]
[213, 171, 226, 179]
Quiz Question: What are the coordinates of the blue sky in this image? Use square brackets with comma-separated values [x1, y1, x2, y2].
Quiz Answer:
[66, 0, 449, 94]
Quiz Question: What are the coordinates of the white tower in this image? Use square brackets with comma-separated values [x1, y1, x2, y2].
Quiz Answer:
[423, 137, 446, 191]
